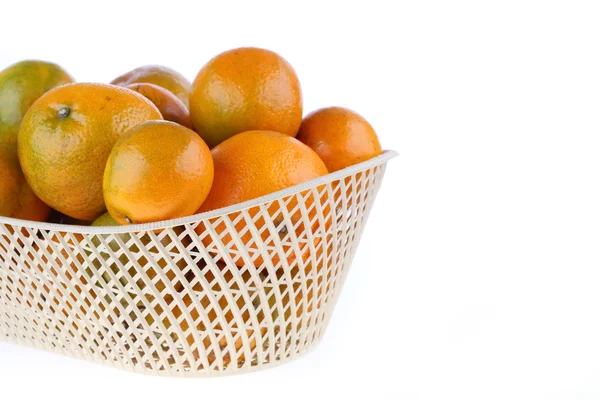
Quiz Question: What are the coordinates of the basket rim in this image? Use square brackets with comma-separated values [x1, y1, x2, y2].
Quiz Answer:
[0, 150, 398, 234]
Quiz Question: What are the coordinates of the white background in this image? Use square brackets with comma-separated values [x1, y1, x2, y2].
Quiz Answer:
[1, 1, 600, 399]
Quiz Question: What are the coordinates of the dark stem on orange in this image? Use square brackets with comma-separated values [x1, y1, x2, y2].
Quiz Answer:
[58, 107, 70, 119]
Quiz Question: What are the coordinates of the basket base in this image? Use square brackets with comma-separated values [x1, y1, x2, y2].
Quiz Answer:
[0, 327, 327, 378]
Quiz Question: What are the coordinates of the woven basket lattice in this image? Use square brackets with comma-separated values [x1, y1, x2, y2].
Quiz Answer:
[0, 151, 396, 377]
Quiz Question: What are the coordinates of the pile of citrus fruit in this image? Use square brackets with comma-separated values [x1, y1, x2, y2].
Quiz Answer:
[0, 46, 383, 231]
[1, 47, 386, 367]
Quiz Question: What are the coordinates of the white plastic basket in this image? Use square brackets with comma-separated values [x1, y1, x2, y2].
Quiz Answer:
[0, 150, 397, 377]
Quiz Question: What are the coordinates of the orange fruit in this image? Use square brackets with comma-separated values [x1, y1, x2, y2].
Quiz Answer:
[297, 107, 382, 172]
[197, 130, 328, 269]
[0, 60, 74, 145]
[111, 65, 191, 108]
[190, 47, 302, 148]
[126, 83, 192, 129]
[18, 83, 162, 221]
[0, 142, 50, 221]
[103, 120, 214, 225]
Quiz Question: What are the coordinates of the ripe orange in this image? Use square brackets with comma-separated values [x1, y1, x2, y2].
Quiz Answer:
[111, 65, 192, 108]
[0, 143, 50, 221]
[190, 47, 303, 148]
[126, 83, 192, 129]
[197, 130, 328, 269]
[297, 107, 382, 172]
[18, 83, 162, 221]
[0, 60, 74, 145]
[103, 120, 214, 225]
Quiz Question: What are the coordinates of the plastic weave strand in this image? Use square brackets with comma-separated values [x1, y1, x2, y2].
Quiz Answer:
[0, 151, 396, 377]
